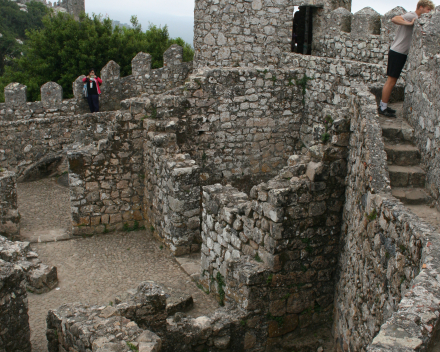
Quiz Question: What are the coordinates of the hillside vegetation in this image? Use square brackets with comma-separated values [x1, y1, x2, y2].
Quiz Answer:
[0, 0, 49, 76]
[0, 3, 194, 102]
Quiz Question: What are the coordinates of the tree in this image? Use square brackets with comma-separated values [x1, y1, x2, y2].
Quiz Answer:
[0, 0, 49, 75]
[0, 12, 194, 102]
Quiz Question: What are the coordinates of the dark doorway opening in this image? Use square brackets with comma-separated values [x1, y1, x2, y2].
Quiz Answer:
[292, 6, 313, 55]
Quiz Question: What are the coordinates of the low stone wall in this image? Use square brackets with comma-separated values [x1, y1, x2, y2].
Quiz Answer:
[0, 112, 116, 177]
[0, 235, 58, 293]
[313, 7, 407, 65]
[334, 86, 440, 351]
[0, 171, 20, 239]
[68, 110, 145, 236]
[0, 46, 192, 120]
[47, 302, 162, 352]
[144, 136, 201, 256]
[404, 7, 440, 209]
[0, 260, 31, 352]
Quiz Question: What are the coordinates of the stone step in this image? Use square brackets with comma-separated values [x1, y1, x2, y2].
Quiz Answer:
[384, 144, 421, 166]
[379, 117, 414, 144]
[388, 165, 426, 188]
[392, 188, 432, 205]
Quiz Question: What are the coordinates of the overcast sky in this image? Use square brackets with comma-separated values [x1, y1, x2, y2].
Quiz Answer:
[85, 0, 427, 45]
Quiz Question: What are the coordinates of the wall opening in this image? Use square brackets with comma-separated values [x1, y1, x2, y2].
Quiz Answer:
[292, 5, 315, 55]
[16, 156, 73, 243]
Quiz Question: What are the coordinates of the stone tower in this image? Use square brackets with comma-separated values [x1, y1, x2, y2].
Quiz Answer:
[60, 0, 85, 19]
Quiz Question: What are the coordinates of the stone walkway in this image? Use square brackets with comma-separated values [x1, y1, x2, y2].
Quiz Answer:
[28, 231, 219, 351]
[17, 178, 72, 243]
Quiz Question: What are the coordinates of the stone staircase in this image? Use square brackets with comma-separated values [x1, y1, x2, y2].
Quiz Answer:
[379, 102, 440, 232]
[379, 102, 431, 205]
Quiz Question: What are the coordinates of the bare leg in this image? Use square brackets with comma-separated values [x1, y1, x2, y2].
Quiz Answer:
[381, 76, 398, 104]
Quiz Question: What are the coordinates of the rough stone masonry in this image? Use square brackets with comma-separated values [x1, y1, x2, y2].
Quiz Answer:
[0, 1, 439, 352]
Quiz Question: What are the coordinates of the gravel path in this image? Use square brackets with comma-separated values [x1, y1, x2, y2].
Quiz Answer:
[16, 178, 218, 352]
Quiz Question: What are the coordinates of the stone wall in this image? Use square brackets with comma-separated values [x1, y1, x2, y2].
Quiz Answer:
[0, 171, 20, 239]
[403, 7, 440, 209]
[0, 111, 115, 178]
[192, 0, 352, 69]
[0, 235, 58, 293]
[334, 85, 440, 351]
[0, 47, 192, 120]
[68, 109, 145, 236]
[46, 302, 162, 352]
[0, 260, 31, 352]
[313, 6, 407, 65]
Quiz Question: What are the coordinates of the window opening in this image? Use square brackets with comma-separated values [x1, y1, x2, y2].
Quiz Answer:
[292, 6, 314, 55]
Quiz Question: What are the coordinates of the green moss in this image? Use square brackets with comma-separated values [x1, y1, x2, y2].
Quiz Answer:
[126, 342, 139, 351]
[254, 253, 263, 262]
[216, 272, 226, 306]
[321, 132, 330, 143]
[123, 221, 140, 232]
[150, 225, 155, 232]
[266, 313, 284, 326]
[240, 319, 247, 326]
[282, 293, 290, 300]
[266, 274, 273, 285]
[367, 209, 377, 221]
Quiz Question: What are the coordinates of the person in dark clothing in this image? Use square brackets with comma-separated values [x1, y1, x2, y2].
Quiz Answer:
[82, 69, 102, 113]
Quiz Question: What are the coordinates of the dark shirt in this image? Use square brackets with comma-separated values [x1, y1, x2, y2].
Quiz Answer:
[85, 78, 99, 95]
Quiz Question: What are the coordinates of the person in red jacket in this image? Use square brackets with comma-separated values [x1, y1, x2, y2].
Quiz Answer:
[82, 69, 102, 113]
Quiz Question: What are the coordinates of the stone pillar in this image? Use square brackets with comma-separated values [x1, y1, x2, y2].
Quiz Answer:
[0, 171, 20, 239]
[101, 60, 120, 81]
[381, 6, 407, 45]
[41, 82, 63, 109]
[132, 52, 152, 77]
[352, 7, 381, 37]
[73, 75, 86, 100]
[326, 7, 352, 33]
[0, 261, 31, 352]
[163, 44, 183, 67]
[4, 83, 27, 108]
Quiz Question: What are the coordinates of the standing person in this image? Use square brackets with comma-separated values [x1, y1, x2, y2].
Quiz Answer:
[378, 0, 435, 117]
[82, 69, 102, 113]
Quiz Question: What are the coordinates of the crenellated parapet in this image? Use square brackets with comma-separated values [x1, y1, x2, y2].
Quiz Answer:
[313, 6, 408, 65]
[0, 45, 192, 121]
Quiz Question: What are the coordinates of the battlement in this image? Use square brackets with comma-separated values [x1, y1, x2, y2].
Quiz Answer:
[0, 45, 192, 121]
[312, 6, 407, 64]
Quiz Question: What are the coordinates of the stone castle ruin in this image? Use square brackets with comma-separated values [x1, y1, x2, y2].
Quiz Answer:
[1, 0, 440, 351]
[14, 0, 85, 18]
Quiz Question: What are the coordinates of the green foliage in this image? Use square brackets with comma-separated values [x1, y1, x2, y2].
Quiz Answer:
[254, 253, 262, 262]
[159, 245, 163, 250]
[266, 313, 284, 326]
[197, 282, 210, 294]
[399, 245, 407, 253]
[109, 301, 113, 306]
[240, 319, 247, 326]
[150, 225, 155, 232]
[300, 264, 307, 273]
[367, 209, 377, 221]
[126, 342, 139, 352]
[103, 225, 109, 234]
[0, 0, 49, 76]
[321, 132, 330, 143]
[123, 221, 140, 232]
[216, 272, 225, 306]
[295, 74, 313, 96]
[0, 12, 194, 102]
[266, 274, 273, 285]
[282, 293, 290, 300]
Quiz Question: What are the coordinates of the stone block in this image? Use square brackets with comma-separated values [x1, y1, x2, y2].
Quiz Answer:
[352, 7, 381, 37]
[101, 60, 121, 81]
[132, 52, 152, 77]
[327, 8, 352, 33]
[4, 82, 27, 108]
[163, 44, 183, 67]
[0, 260, 31, 352]
[41, 82, 63, 109]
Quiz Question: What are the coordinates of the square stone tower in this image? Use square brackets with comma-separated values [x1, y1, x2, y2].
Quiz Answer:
[60, 0, 85, 19]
